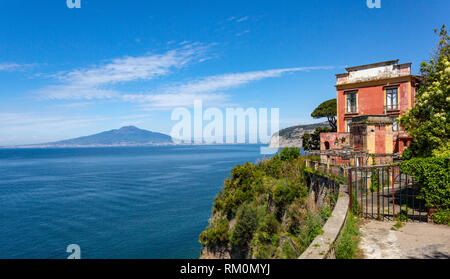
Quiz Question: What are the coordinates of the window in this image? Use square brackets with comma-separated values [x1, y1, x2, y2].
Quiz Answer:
[391, 117, 399, 131]
[346, 92, 357, 113]
[346, 119, 352, 132]
[386, 88, 398, 110]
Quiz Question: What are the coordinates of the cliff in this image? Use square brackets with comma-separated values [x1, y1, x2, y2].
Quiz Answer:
[199, 148, 339, 259]
[269, 122, 330, 148]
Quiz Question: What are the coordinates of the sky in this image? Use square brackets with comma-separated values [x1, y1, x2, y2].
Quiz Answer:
[0, 0, 448, 145]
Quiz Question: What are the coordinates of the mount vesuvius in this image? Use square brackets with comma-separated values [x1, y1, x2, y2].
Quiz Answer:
[4, 126, 173, 148]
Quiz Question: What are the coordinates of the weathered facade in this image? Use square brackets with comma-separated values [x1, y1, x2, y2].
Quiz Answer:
[320, 60, 422, 166]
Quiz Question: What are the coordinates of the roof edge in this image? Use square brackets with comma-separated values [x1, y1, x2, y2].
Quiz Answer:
[345, 59, 400, 71]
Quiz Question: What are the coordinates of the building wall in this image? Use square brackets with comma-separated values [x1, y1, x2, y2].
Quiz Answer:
[319, 62, 420, 163]
[350, 122, 393, 154]
[337, 79, 415, 133]
[320, 132, 350, 150]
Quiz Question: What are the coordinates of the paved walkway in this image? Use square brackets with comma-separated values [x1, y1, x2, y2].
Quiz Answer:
[359, 220, 450, 259]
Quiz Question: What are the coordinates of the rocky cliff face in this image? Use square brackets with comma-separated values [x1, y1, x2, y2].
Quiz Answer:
[199, 177, 337, 259]
[199, 178, 337, 259]
[269, 122, 330, 148]
[198, 149, 339, 259]
[200, 245, 243, 259]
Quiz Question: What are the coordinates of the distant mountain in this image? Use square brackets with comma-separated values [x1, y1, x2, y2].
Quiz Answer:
[269, 122, 330, 148]
[41, 126, 173, 147]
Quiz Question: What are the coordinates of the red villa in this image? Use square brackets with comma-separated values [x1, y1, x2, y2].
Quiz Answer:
[320, 60, 422, 166]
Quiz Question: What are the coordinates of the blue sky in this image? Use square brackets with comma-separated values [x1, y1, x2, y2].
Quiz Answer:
[0, 0, 448, 145]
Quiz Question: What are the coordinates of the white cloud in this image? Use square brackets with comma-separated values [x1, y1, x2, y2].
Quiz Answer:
[123, 93, 230, 110]
[236, 16, 249, 23]
[0, 63, 35, 72]
[166, 68, 301, 94]
[228, 16, 249, 23]
[38, 84, 121, 100]
[33, 41, 336, 110]
[37, 44, 209, 100]
[0, 63, 20, 71]
[122, 66, 336, 109]
[236, 30, 250, 37]
[51, 102, 96, 108]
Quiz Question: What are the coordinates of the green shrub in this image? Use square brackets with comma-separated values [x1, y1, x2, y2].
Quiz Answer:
[298, 213, 324, 248]
[199, 217, 230, 246]
[370, 154, 379, 192]
[335, 212, 360, 259]
[400, 157, 449, 210]
[250, 240, 277, 259]
[278, 241, 298, 259]
[351, 192, 360, 215]
[397, 210, 409, 222]
[231, 204, 259, 249]
[260, 154, 283, 178]
[432, 209, 450, 225]
[274, 180, 308, 218]
[304, 155, 321, 162]
[320, 206, 332, 222]
[258, 213, 280, 238]
[273, 181, 297, 217]
[391, 220, 403, 230]
[202, 151, 343, 258]
[330, 192, 338, 207]
[271, 233, 281, 246]
[213, 162, 266, 217]
[279, 147, 300, 161]
[285, 202, 307, 235]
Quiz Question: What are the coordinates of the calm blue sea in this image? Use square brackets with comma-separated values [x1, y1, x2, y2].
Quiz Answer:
[0, 145, 266, 259]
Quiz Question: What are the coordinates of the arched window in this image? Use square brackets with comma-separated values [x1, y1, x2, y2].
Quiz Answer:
[324, 141, 330, 150]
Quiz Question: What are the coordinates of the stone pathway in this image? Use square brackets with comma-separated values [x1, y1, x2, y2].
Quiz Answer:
[359, 220, 450, 259]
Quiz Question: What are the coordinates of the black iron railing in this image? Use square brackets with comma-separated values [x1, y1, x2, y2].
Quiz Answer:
[348, 165, 427, 222]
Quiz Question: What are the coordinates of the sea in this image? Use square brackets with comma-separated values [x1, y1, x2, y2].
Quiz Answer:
[0, 145, 268, 259]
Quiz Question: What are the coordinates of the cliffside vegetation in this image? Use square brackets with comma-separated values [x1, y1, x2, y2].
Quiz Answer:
[399, 25, 450, 224]
[334, 211, 361, 259]
[199, 148, 338, 259]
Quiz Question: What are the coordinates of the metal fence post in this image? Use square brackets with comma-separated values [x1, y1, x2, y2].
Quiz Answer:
[377, 168, 380, 220]
[349, 169, 353, 212]
[392, 167, 396, 221]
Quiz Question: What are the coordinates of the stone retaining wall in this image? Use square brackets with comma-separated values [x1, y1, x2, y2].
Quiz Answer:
[299, 184, 349, 259]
